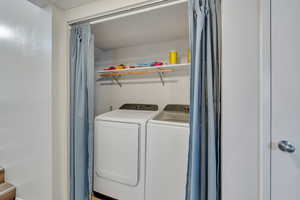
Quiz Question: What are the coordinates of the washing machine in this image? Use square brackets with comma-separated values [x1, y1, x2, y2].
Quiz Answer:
[94, 104, 159, 200]
[146, 104, 190, 200]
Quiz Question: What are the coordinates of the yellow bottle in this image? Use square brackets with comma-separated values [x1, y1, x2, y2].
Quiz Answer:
[188, 48, 191, 63]
[169, 51, 178, 64]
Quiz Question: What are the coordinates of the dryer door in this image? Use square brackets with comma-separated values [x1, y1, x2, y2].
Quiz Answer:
[94, 120, 140, 186]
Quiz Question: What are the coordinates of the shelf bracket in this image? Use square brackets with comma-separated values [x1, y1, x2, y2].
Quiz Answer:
[111, 76, 122, 87]
[158, 72, 165, 86]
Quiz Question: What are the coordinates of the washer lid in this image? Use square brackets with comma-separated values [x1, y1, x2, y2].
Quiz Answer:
[95, 109, 159, 123]
[149, 104, 190, 127]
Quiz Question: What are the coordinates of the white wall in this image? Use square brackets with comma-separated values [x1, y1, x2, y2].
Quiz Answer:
[94, 39, 190, 115]
[0, 1, 53, 200]
[222, 0, 260, 200]
[52, 6, 69, 200]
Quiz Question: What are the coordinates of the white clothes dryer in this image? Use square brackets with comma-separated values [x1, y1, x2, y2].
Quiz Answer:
[94, 104, 159, 200]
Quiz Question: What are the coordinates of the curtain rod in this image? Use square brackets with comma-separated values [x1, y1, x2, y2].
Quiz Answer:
[68, 0, 187, 26]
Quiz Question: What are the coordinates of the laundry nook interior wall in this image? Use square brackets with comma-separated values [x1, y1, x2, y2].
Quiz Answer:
[94, 38, 190, 114]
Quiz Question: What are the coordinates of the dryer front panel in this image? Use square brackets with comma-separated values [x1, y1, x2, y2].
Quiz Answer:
[94, 120, 140, 186]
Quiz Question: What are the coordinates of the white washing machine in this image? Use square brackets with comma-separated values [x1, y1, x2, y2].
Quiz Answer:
[94, 104, 159, 200]
[146, 104, 190, 200]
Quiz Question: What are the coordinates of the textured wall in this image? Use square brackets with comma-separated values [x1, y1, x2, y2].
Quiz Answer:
[0, 1, 53, 199]
[52, 6, 69, 200]
[222, 0, 260, 199]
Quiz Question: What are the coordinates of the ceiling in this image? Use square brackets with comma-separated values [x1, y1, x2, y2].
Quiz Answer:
[50, 0, 100, 9]
[92, 2, 188, 50]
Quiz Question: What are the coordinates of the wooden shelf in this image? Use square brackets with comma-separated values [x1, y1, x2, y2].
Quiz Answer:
[96, 63, 190, 75]
[96, 63, 190, 87]
[99, 69, 173, 77]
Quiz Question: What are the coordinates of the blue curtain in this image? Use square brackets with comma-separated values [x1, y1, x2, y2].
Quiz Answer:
[70, 23, 94, 200]
[186, 0, 221, 200]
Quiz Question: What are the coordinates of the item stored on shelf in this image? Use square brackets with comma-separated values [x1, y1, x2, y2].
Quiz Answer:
[104, 64, 136, 71]
[151, 62, 164, 66]
[169, 51, 178, 64]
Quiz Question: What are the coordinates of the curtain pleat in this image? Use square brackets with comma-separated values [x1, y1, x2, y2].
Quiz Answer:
[70, 23, 94, 200]
[186, 0, 221, 200]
